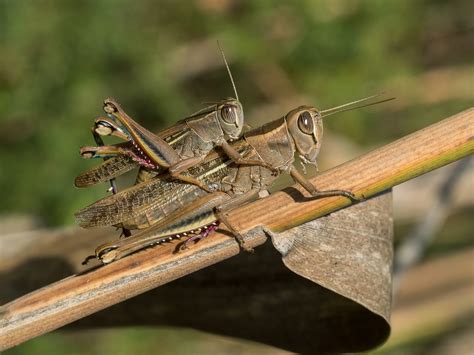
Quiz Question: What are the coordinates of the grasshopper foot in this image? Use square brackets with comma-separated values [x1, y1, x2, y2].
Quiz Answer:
[234, 233, 254, 253]
[310, 189, 362, 202]
[343, 191, 365, 202]
[215, 210, 254, 252]
[177, 222, 220, 251]
[81, 254, 96, 265]
[264, 164, 279, 176]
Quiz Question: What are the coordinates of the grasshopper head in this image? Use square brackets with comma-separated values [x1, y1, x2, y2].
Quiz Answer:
[217, 98, 244, 140]
[286, 106, 323, 167]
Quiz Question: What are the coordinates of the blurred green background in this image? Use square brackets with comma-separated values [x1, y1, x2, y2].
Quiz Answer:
[1, 0, 472, 354]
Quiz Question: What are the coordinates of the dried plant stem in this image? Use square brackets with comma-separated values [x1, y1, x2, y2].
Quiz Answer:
[0, 108, 473, 350]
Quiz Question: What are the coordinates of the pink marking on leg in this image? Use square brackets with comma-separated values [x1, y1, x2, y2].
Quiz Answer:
[126, 151, 156, 169]
[201, 223, 219, 238]
[181, 221, 220, 249]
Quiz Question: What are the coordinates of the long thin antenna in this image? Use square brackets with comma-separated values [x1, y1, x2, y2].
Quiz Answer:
[321, 97, 395, 118]
[321, 93, 388, 114]
[217, 40, 239, 101]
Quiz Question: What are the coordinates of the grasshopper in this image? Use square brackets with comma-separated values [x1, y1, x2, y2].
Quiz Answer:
[78, 95, 393, 264]
[76, 46, 276, 193]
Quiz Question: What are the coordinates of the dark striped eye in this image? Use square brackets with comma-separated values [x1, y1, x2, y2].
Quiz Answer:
[220, 104, 238, 124]
[298, 111, 314, 134]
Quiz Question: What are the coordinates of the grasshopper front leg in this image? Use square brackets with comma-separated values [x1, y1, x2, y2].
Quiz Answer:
[218, 140, 278, 174]
[289, 165, 360, 201]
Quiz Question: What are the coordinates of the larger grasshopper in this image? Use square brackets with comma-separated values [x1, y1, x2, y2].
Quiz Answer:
[78, 95, 393, 264]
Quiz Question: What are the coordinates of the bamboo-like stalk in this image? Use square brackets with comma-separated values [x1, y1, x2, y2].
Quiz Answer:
[0, 108, 472, 350]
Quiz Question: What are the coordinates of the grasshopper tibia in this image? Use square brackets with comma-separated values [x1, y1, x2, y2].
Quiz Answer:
[289, 166, 361, 202]
[176, 221, 220, 252]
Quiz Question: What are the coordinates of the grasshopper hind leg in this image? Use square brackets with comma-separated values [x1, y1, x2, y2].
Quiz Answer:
[215, 210, 254, 253]
[213, 189, 263, 252]
[176, 222, 220, 252]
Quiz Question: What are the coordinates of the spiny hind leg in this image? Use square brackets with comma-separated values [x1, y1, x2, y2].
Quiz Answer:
[213, 189, 262, 252]
[177, 222, 220, 251]
[215, 211, 253, 252]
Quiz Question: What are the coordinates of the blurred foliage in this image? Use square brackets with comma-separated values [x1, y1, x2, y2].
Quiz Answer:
[0, 0, 473, 354]
[4, 327, 285, 355]
[395, 206, 474, 257]
[373, 315, 474, 355]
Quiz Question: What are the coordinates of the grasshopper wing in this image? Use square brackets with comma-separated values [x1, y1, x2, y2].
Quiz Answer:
[75, 148, 234, 228]
[74, 156, 139, 188]
[74, 175, 205, 228]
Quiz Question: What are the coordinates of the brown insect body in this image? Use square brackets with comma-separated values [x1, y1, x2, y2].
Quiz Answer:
[75, 140, 253, 229]
[76, 106, 325, 229]
[78, 98, 245, 191]
[79, 94, 394, 263]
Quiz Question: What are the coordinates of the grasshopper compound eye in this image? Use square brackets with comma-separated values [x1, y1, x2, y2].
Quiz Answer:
[297, 111, 314, 135]
[220, 104, 239, 124]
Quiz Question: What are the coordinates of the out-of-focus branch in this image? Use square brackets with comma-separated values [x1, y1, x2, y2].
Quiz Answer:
[393, 156, 472, 291]
[393, 160, 473, 221]
[0, 108, 473, 350]
[384, 248, 474, 351]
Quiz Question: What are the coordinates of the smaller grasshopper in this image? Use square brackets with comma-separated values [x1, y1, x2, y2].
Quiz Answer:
[77, 45, 275, 193]
[79, 95, 394, 264]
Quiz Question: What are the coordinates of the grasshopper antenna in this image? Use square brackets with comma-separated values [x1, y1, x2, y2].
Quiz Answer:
[217, 40, 239, 101]
[321, 93, 395, 118]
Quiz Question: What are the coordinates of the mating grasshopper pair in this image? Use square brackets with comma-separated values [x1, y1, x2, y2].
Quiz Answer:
[76, 86, 392, 264]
